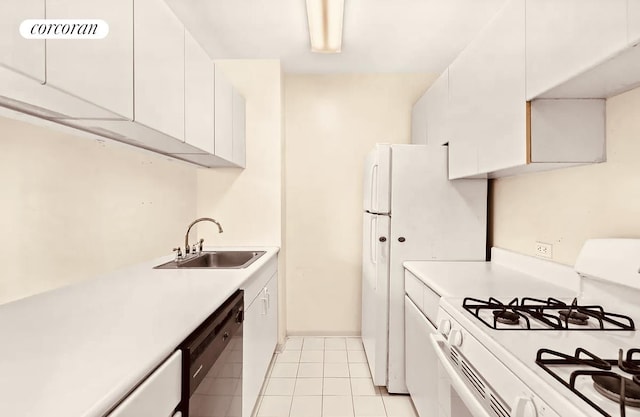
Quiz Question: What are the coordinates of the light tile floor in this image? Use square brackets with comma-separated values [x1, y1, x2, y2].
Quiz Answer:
[253, 336, 419, 417]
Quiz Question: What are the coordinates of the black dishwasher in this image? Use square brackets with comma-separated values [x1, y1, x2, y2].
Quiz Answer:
[179, 290, 244, 417]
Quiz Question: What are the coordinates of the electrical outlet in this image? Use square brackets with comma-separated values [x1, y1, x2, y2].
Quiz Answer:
[535, 241, 553, 259]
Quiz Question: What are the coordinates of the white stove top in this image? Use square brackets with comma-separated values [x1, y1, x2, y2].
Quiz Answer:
[440, 296, 640, 417]
[431, 240, 640, 417]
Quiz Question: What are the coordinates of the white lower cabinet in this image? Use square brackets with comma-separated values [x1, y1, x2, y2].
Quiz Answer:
[107, 351, 182, 417]
[243, 271, 278, 417]
[405, 296, 438, 417]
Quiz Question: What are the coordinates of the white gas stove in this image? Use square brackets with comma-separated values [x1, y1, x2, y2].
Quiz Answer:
[431, 239, 640, 417]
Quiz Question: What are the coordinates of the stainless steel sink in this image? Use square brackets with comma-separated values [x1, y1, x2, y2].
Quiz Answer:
[154, 251, 266, 270]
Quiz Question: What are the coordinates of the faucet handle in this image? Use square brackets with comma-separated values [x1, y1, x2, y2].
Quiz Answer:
[198, 238, 204, 253]
[173, 247, 183, 260]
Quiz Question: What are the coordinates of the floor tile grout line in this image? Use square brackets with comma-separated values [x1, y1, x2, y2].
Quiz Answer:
[321, 339, 325, 417]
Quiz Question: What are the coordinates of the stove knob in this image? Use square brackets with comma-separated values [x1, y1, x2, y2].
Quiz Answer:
[449, 329, 463, 347]
[438, 319, 451, 336]
[514, 396, 537, 417]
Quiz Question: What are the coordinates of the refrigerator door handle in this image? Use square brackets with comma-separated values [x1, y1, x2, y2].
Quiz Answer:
[370, 216, 377, 265]
[370, 164, 378, 212]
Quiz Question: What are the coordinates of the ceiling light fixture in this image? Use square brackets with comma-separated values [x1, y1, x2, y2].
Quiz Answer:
[305, 0, 345, 53]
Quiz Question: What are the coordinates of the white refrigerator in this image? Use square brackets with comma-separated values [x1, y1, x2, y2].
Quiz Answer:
[361, 144, 487, 393]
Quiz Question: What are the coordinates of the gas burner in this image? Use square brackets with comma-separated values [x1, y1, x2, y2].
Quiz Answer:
[592, 374, 640, 408]
[559, 309, 590, 325]
[537, 348, 640, 416]
[463, 297, 635, 331]
[619, 349, 640, 375]
[493, 310, 520, 325]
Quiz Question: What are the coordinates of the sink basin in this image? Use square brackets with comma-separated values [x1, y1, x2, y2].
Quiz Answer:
[154, 251, 266, 270]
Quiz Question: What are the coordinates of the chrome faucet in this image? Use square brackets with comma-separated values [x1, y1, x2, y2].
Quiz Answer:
[184, 217, 223, 255]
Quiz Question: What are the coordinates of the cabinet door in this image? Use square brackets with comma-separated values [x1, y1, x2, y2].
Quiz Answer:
[449, 0, 525, 178]
[526, 0, 627, 99]
[411, 92, 428, 145]
[243, 273, 278, 417]
[46, 0, 133, 119]
[214, 65, 234, 161]
[405, 296, 438, 417]
[134, 0, 184, 140]
[185, 30, 214, 154]
[232, 89, 246, 167]
[108, 351, 181, 417]
[425, 69, 449, 146]
[264, 275, 278, 361]
[630, 0, 640, 45]
[0, 0, 45, 82]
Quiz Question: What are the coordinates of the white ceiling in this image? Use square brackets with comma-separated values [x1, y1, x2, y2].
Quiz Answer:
[165, 0, 507, 74]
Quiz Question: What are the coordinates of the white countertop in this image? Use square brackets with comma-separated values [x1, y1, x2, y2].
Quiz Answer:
[0, 246, 279, 417]
[403, 260, 577, 298]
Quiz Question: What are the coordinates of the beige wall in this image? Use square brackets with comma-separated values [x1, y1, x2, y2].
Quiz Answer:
[196, 60, 286, 339]
[284, 73, 436, 335]
[492, 86, 640, 265]
[0, 114, 198, 305]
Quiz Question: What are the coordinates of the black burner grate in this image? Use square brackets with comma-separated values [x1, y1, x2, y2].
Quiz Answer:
[463, 297, 635, 331]
[536, 348, 640, 417]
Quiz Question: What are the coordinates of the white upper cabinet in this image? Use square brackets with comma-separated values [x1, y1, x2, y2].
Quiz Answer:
[185, 30, 214, 154]
[475, 0, 526, 174]
[0, 0, 45, 82]
[449, 0, 525, 178]
[410, 92, 428, 145]
[529, 99, 605, 164]
[447, 0, 608, 179]
[46, 0, 133, 120]
[526, 0, 627, 99]
[411, 71, 450, 147]
[214, 65, 234, 162]
[424, 69, 449, 146]
[134, 0, 184, 140]
[232, 89, 246, 167]
[629, 0, 640, 45]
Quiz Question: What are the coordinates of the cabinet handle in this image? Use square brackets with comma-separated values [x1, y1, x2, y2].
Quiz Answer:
[265, 288, 271, 309]
[193, 364, 203, 379]
[262, 296, 268, 315]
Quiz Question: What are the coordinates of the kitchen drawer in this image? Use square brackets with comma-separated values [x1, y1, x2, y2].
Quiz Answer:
[404, 269, 440, 326]
[242, 254, 277, 305]
[422, 285, 440, 326]
[108, 350, 181, 417]
[405, 271, 425, 310]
